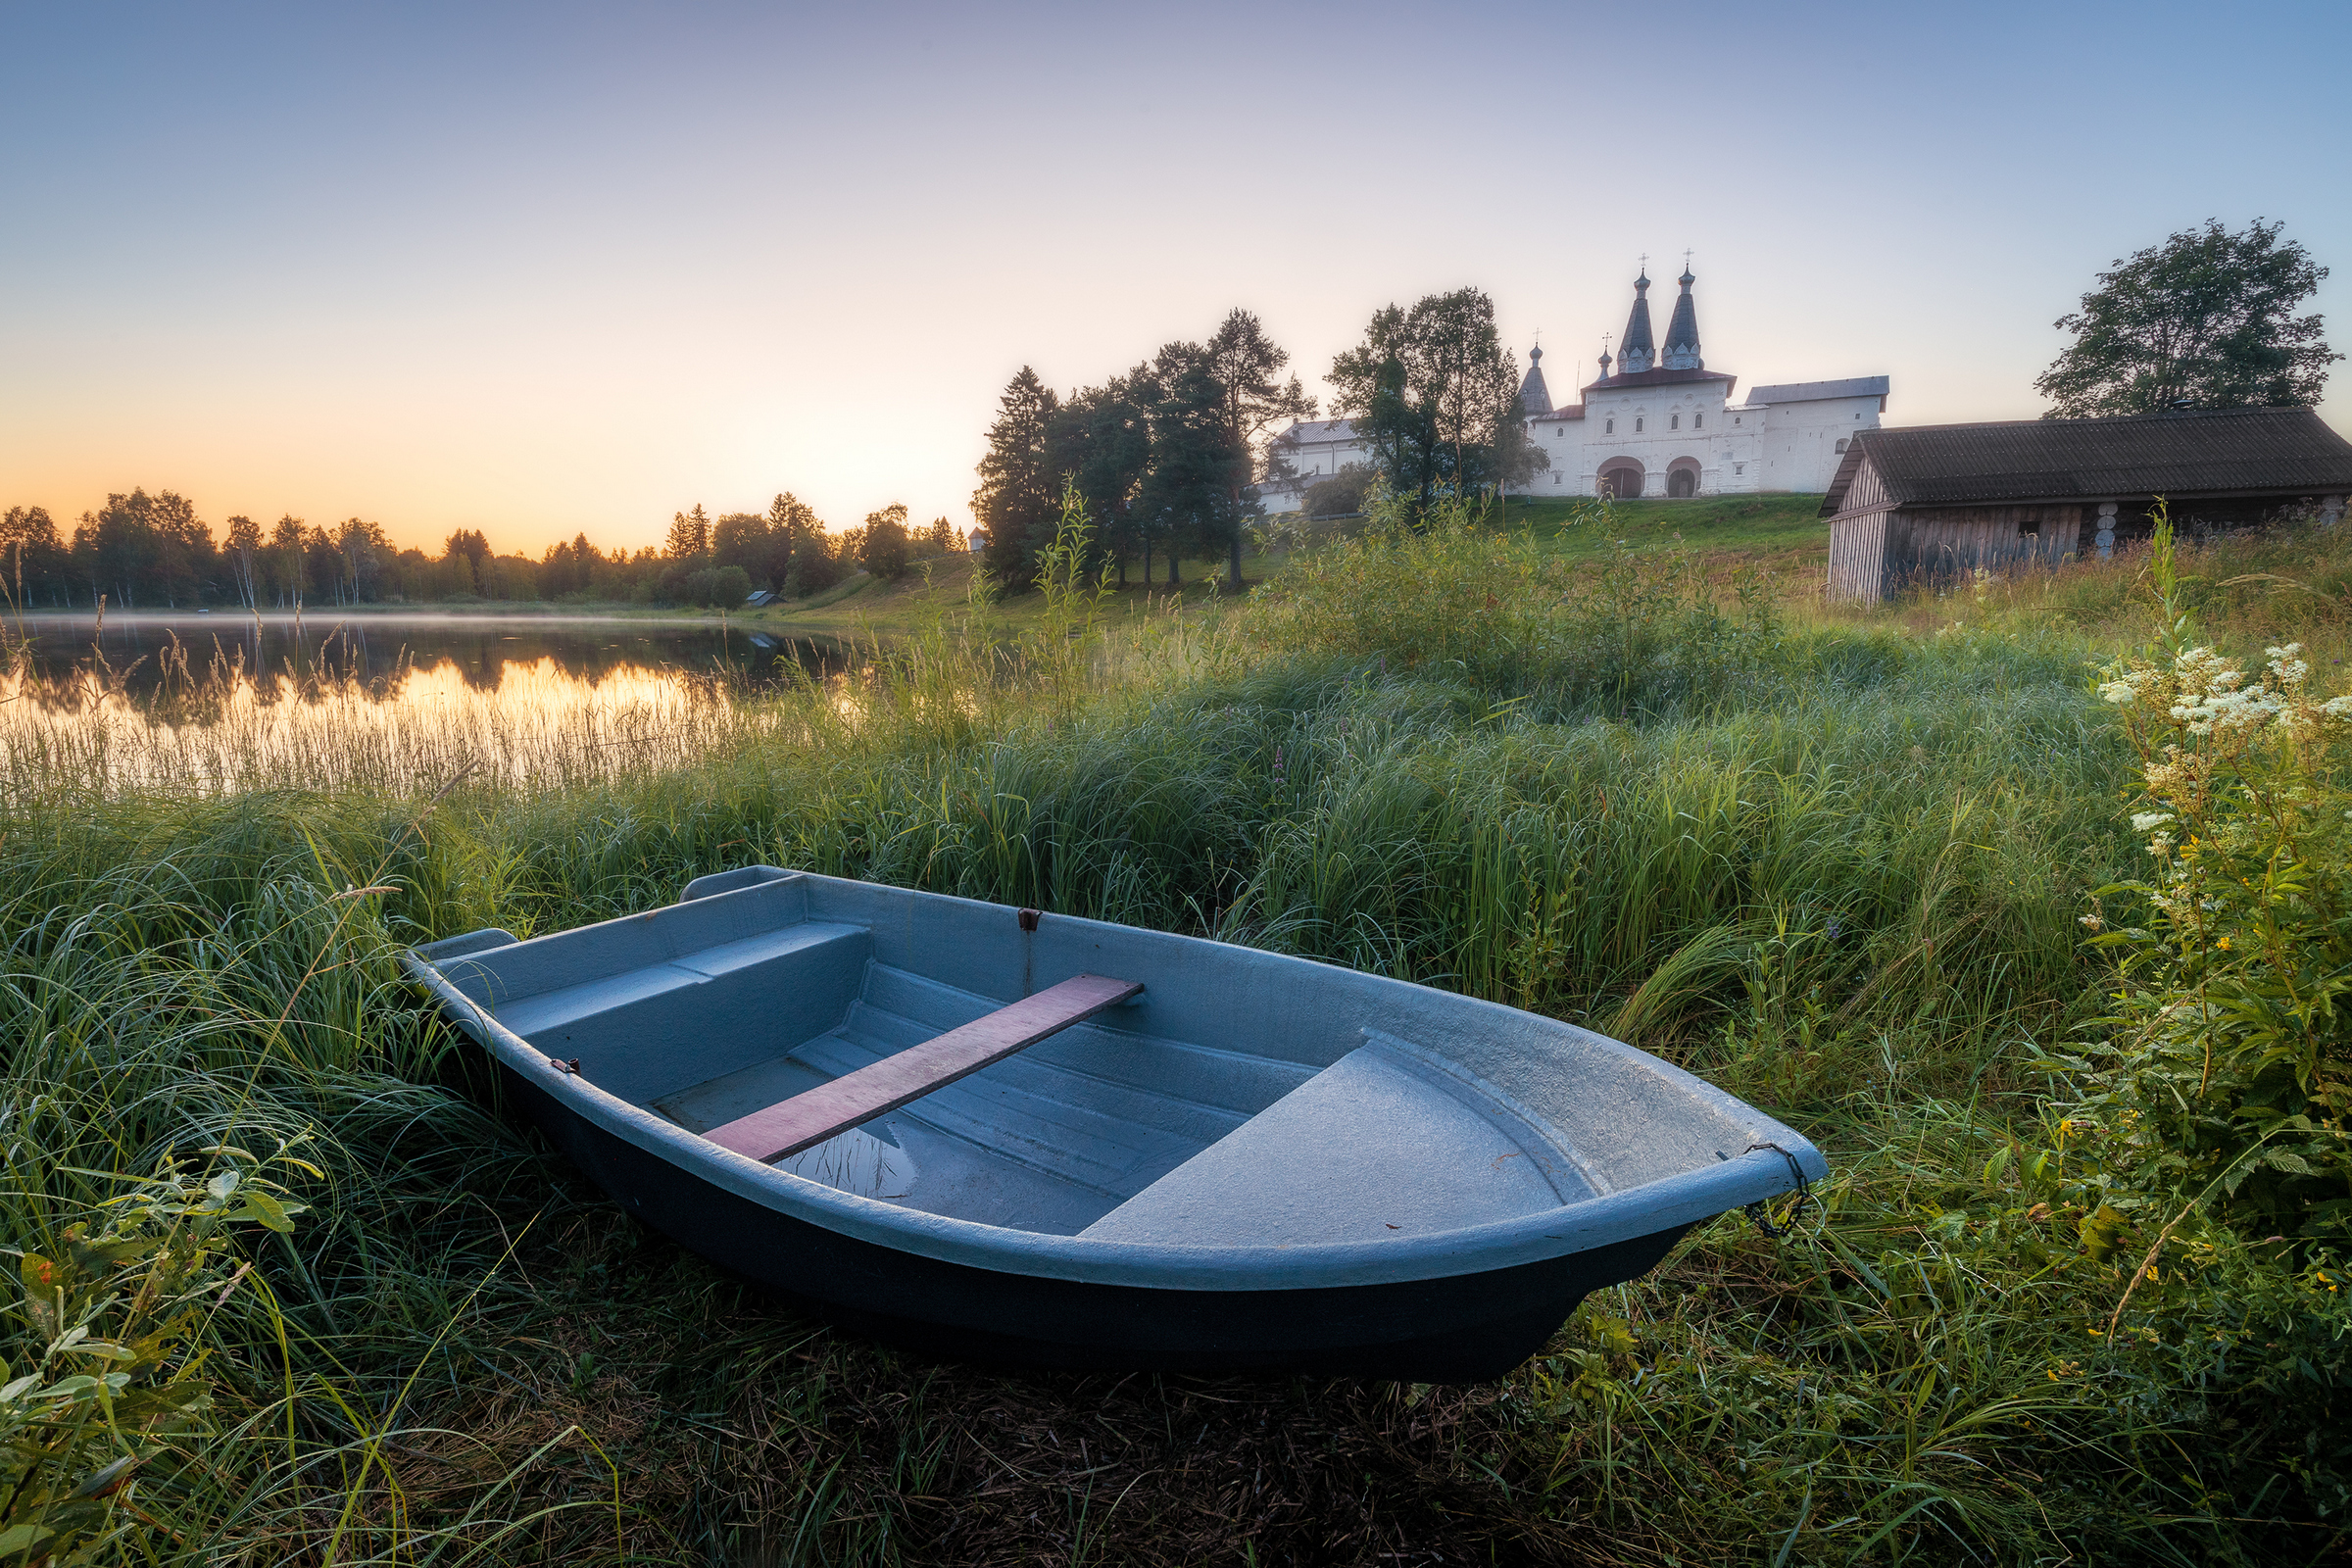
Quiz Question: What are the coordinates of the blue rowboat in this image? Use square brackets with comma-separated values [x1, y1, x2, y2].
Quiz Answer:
[405, 865, 1823, 1381]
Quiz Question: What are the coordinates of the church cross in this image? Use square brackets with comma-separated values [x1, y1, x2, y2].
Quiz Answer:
[1683, 248, 1693, 270]
[1637, 252, 1647, 274]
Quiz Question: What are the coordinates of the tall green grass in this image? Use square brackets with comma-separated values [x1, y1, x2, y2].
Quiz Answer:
[1, 511, 2345, 1562]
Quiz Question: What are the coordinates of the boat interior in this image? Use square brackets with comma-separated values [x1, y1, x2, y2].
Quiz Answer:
[427, 888, 1608, 1246]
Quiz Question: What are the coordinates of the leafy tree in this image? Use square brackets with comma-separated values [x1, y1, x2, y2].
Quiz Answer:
[1200, 310, 1314, 586]
[302, 525, 345, 605]
[711, 511, 788, 590]
[673, 564, 752, 608]
[269, 515, 310, 605]
[1, 506, 69, 608]
[924, 515, 955, 555]
[70, 489, 214, 610]
[1330, 288, 1540, 514]
[2037, 219, 2338, 417]
[223, 514, 262, 608]
[859, 504, 912, 580]
[147, 491, 215, 607]
[329, 517, 389, 604]
[1302, 466, 1375, 519]
[973, 367, 1060, 586]
[440, 527, 491, 600]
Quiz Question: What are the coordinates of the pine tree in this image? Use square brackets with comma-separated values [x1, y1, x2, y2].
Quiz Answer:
[1047, 371, 1153, 585]
[665, 504, 711, 561]
[1200, 310, 1314, 586]
[1138, 345, 1248, 589]
[972, 368, 1060, 586]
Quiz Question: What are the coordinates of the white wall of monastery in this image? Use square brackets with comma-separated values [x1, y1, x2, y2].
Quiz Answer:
[1254, 275, 1889, 509]
[1745, 395, 1886, 493]
[1574, 382, 1731, 496]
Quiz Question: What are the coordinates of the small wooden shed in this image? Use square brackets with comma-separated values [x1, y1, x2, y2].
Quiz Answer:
[1822, 407, 2352, 601]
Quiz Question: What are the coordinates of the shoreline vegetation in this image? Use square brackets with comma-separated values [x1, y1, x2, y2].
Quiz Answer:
[3, 493, 2349, 1563]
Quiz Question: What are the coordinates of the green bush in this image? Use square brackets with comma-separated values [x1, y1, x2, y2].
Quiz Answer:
[2073, 517, 2352, 1245]
[680, 564, 752, 609]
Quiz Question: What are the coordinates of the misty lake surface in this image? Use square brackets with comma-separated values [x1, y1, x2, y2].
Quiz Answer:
[6, 611, 845, 712]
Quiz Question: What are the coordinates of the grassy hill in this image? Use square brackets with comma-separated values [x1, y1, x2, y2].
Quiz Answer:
[1500, 490, 1830, 569]
[757, 492, 1835, 637]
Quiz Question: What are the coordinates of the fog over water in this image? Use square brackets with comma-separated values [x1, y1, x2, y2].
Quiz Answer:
[5, 611, 843, 710]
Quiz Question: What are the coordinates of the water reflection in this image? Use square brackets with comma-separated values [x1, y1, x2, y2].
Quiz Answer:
[3, 612, 844, 711]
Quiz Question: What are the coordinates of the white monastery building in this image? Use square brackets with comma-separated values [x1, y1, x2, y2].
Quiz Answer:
[1264, 267, 1887, 506]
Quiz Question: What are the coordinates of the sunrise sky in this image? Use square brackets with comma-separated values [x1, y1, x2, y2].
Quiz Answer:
[6, 1, 2348, 556]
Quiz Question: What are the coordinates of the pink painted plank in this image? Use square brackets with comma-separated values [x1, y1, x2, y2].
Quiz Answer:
[705, 973, 1145, 1164]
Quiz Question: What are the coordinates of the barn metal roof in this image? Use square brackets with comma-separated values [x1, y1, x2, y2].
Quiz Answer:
[1822, 407, 2352, 516]
[1744, 376, 1889, 406]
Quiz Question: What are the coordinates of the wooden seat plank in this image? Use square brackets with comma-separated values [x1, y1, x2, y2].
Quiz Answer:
[705, 973, 1145, 1165]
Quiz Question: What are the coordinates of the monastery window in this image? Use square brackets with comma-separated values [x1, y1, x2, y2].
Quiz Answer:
[1604, 417, 1614, 434]
[1835, 439, 1848, 453]
[1635, 417, 1644, 433]
[1670, 415, 1680, 430]
[1735, 464, 1744, 475]
[1693, 414, 1702, 429]
[1734, 416, 1741, 425]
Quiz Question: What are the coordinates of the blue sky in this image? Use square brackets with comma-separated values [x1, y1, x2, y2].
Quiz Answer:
[5, 1, 2346, 552]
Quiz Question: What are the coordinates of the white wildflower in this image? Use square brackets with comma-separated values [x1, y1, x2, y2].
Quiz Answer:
[2131, 811, 2174, 832]
[2173, 647, 2234, 694]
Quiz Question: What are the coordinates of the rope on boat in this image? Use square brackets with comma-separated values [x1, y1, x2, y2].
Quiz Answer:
[1741, 1142, 1814, 1238]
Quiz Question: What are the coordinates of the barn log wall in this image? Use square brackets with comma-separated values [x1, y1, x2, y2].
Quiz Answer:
[1825, 458, 1895, 601]
[1901, 505, 2083, 583]
[1827, 511, 1892, 600]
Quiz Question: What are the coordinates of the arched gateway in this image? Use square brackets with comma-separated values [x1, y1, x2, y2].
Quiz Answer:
[1597, 460, 1644, 499]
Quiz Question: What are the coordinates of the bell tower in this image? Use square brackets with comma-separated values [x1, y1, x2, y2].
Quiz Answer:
[1662, 259, 1703, 371]
[1617, 268, 1656, 374]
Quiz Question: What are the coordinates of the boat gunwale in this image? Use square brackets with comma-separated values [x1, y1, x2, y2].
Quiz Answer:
[402, 875, 1825, 1292]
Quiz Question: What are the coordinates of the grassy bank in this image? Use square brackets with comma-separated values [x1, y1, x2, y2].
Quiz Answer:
[2, 514, 2348, 1563]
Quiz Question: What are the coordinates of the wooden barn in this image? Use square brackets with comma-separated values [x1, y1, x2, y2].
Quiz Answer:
[1822, 407, 2352, 601]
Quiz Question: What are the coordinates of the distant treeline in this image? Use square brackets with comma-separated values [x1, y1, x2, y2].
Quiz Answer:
[0, 492, 963, 610]
[972, 309, 1312, 590]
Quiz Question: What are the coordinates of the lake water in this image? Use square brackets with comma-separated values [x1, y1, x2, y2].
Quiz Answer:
[4, 611, 844, 710]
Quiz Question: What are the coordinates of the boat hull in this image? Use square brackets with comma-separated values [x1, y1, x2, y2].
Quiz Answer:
[504, 1061, 1688, 1381]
